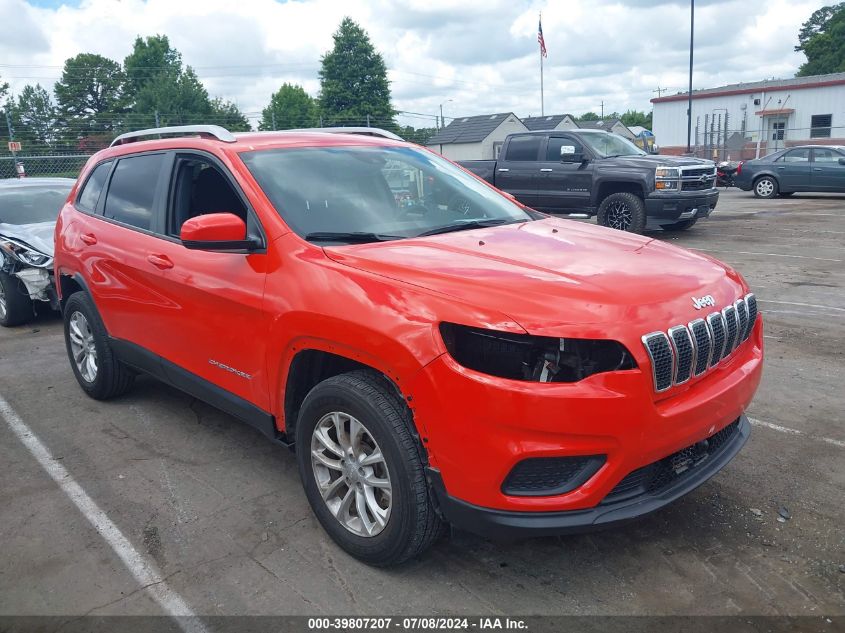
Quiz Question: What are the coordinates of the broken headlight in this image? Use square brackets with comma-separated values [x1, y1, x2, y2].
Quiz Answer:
[0, 239, 52, 268]
[439, 323, 637, 383]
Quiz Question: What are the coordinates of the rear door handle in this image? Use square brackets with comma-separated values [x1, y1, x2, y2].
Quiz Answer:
[539, 168, 553, 172]
[813, 168, 822, 171]
[80, 233, 97, 245]
[147, 254, 174, 270]
[497, 168, 510, 172]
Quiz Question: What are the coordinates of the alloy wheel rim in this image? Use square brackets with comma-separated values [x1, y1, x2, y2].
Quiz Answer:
[68, 311, 98, 382]
[310, 411, 392, 537]
[606, 200, 632, 230]
[0, 283, 6, 319]
[757, 180, 774, 196]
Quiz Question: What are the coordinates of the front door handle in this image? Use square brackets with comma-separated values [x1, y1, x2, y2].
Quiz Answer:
[813, 168, 823, 171]
[497, 168, 510, 172]
[147, 254, 174, 270]
[539, 168, 553, 172]
[80, 233, 97, 245]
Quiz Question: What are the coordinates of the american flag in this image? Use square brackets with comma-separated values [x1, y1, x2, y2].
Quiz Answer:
[538, 18, 547, 58]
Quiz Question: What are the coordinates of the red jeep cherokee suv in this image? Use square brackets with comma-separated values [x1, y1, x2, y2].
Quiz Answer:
[54, 125, 763, 565]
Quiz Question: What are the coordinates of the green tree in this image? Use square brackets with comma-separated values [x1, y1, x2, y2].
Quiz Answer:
[14, 84, 57, 148]
[0, 73, 8, 103]
[398, 125, 437, 145]
[318, 17, 395, 128]
[578, 112, 600, 121]
[259, 83, 317, 130]
[123, 34, 183, 103]
[796, 3, 845, 76]
[132, 66, 212, 127]
[620, 110, 652, 129]
[54, 53, 127, 139]
[210, 98, 251, 131]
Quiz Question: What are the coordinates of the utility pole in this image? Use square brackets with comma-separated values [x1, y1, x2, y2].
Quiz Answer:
[366, 114, 371, 127]
[271, 110, 276, 130]
[686, 0, 695, 153]
[601, 101, 604, 119]
[5, 106, 18, 177]
[653, 86, 666, 98]
[155, 110, 160, 127]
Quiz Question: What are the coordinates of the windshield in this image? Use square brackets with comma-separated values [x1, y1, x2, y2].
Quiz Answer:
[0, 185, 71, 225]
[580, 133, 646, 158]
[240, 146, 535, 243]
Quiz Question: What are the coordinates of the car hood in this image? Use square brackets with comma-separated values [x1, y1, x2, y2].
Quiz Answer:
[0, 221, 56, 257]
[324, 218, 746, 337]
[599, 154, 715, 170]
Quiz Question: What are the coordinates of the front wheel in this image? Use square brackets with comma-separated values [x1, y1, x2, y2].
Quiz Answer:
[597, 192, 646, 234]
[296, 371, 444, 566]
[0, 271, 33, 327]
[753, 176, 778, 199]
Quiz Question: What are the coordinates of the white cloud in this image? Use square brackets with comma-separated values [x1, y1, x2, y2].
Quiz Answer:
[0, 0, 828, 129]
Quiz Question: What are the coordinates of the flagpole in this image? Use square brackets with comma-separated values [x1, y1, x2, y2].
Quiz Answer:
[540, 12, 545, 116]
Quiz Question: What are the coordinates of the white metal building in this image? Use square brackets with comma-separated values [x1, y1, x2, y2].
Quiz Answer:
[651, 72, 845, 158]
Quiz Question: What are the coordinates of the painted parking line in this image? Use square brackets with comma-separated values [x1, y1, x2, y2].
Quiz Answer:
[748, 417, 845, 449]
[0, 394, 210, 632]
[693, 248, 843, 263]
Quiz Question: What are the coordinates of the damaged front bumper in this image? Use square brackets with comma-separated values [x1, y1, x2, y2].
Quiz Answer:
[14, 267, 58, 308]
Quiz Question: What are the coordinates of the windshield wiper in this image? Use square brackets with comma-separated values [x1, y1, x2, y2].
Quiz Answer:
[416, 218, 526, 238]
[304, 231, 402, 244]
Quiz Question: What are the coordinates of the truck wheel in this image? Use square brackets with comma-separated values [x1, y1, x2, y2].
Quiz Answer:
[0, 271, 33, 327]
[597, 193, 646, 234]
[753, 176, 778, 199]
[296, 370, 444, 566]
[63, 292, 135, 399]
[662, 218, 698, 231]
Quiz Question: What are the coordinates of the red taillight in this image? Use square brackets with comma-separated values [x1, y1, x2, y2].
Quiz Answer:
[736, 161, 743, 175]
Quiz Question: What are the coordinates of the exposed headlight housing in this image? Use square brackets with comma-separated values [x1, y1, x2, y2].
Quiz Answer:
[0, 239, 53, 268]
[439, 323, 636, 383]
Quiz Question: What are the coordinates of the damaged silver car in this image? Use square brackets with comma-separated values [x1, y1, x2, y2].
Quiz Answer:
[0, 178, 74, 326]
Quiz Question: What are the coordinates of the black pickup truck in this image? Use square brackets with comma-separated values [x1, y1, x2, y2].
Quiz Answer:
[458, 129, 719, 233]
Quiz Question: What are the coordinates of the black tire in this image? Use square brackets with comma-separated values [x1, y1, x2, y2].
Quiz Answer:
[753, 176, 778, 199]
[63, 292, 135, 400]
[597, 192, 647, 234]
[296, 370, 444, 566]
[0, 271, 33, 327]
[661, 218, 698, 231]
[778, 192, 795, 197]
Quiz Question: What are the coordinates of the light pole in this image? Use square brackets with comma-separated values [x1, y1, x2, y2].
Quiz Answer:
[686, 0, 695, 153]
[439, 99, 453, 130]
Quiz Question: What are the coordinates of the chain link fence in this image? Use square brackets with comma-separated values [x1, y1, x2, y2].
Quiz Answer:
[0, 152, 92, 179]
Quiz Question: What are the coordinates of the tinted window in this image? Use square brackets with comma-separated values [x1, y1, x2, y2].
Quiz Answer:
[780, 149, 810, 163]
[76, 162, 111, 213]
[504, 136, 542, 161]
[104, 154, 165, 231]
[0, 184, 72, 225]
[546, 137, 583, 161]
[810, 114, 832, 138]
[813, 148, 842, 163]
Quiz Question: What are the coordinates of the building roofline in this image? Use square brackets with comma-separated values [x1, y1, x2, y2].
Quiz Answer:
[651, 75, 845, 104]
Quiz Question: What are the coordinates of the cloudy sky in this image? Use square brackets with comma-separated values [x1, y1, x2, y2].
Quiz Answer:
[0, 0, 827, 128]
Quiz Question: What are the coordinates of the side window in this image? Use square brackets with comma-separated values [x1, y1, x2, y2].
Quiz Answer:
[76, 162, 112, 213]
[546, 137, 583, 161]
[780, 149, 810, 163]
[813, 148, 841, 163]
[104, 154, 165, 231]
[504, 136, 543, 162]
[169, 157, 248, 236]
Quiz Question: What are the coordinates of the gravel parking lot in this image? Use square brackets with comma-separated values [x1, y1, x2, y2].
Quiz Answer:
[0, 189, 842, 621]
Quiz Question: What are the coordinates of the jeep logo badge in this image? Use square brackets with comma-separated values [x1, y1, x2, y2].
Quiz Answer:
[692, 295, 716, 310]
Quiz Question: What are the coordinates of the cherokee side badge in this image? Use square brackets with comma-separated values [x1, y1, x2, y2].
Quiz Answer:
[691, 294, 716, 310]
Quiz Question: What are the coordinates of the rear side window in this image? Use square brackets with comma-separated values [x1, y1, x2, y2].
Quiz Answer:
[813, 148, 842, 163]
[779, 149, 810, 163]
[76, 162, 111, 213]
[104, 154, 165, 231]
[504, 136, 543, 161]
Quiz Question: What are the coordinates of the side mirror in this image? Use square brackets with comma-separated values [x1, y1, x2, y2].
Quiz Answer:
[180, 213, 258, 252]
[838, 157, 845, 166]
[560, 145, 584, 163]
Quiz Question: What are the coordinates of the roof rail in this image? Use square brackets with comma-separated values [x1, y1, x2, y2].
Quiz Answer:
[110, 125, 236, 147]
[284, 127, 404, 141]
